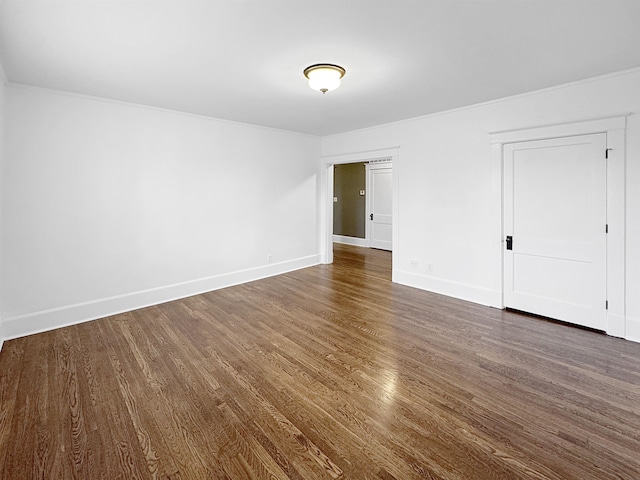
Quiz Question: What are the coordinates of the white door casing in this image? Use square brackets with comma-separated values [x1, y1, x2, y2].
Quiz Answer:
[366, 163, 393, 251]
[320, 148, 399, 276]
[503, 133, 607, 330]
[490, 115, 627, 339]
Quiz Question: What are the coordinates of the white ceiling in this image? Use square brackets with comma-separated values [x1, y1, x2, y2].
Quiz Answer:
[1, 0, 639, 136]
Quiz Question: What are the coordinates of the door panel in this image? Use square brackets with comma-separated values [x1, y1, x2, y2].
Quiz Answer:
[503, 133, 606, 330]
[367, 166, 392, 251]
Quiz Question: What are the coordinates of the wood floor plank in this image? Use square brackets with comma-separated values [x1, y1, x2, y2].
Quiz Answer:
[0, 338, 26, 474]
[1, 243, 640, 479]
[98, 317, 180, 479]
[73, 320, 151, 480]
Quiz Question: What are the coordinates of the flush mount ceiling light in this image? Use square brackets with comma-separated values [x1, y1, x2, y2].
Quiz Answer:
[303, 64, 346, 94]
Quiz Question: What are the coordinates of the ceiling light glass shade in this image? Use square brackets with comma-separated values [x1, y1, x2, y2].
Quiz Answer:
[303, 64, 346, 94]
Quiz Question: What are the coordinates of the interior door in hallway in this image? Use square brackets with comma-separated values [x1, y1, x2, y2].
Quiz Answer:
[366, 163, 392, 251]
[503, 133, 607, 330]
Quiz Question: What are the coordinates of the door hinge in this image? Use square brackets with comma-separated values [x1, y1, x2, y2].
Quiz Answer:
[605, 148, 612, 159]
[606, 300, 609, 310]
[605, 224, 608, 233]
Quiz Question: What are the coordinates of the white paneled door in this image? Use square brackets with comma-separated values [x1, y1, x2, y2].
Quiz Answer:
[366, 164, 392, 251]
[503, 133, 607, 330]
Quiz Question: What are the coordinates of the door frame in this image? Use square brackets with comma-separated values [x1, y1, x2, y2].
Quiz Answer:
[320, 147, 399, 277]
[490, 116, 627, 338]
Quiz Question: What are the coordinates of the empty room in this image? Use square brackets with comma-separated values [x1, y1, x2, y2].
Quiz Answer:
[1, 1, 640, 479]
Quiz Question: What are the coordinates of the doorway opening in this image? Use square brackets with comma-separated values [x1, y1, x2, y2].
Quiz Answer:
[333, 162, 368, 247]
[320, 147, 399, 281]
[332, 160, 393, 251]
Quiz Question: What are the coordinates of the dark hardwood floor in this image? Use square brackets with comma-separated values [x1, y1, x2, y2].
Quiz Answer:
[1, 243, 640, 479]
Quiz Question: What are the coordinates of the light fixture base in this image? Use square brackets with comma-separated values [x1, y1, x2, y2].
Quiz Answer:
[303, 64, 346, 79]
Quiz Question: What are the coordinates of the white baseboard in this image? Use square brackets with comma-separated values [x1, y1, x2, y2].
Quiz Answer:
[606, 313, 626, 338]
[625, 316, 640, 343]
[2, 254, 320, 341]
[393, 269, 498, 307]
[333, 235, 369, 247]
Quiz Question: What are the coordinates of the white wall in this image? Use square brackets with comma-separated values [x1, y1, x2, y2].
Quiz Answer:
[0, 85, 321, 339]
[2, 69, 639, 345]
[322, 68, 640, 342]
[0, 64, 6, 349]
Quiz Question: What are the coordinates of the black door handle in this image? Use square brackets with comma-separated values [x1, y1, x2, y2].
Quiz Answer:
[506, 235, 513, 250]
[370, 213, 373, 220]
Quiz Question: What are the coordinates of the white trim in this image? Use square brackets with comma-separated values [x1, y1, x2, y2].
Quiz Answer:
[391, 151, 400, 283]
[489, 115, 628, 339]
[319, 163, 334, 264]
[324, 67, 640, 140]
[605, 127, 627, 339]
[489, 116, 628, 145]
[395, 270, 498, 307]
[366, 161, 392, 170]
[1, 254, 320, 341]
[607, 314, 627, 339]
[321, 148, 398, 165]
[626, 316, 640, 344]
[0, 61, 5, 351]
[5, 68, 640, 141]
[7, 82, 320, 138]
[365, 163, 373, 249]
[333, 235, 368, 247]
[320, 147, 399, 269]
